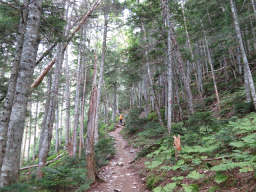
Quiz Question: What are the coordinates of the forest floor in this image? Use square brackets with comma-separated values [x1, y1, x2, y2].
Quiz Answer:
[87, 124, 149, 192]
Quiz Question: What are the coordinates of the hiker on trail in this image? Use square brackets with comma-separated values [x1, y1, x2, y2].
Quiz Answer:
[119, 114, 123, 125]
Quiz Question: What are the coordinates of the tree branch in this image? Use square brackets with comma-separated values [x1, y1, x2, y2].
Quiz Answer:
[31, 0, 102, 89]
[20, 153, 64, 171]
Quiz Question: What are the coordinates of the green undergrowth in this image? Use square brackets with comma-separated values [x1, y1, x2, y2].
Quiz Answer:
[125, 107, 256, 191]
[2, 127, 115, 192]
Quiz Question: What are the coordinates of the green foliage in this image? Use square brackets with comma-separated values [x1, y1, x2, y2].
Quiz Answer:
[125, 107, 145, 135]
[0, 183, 34, 192]
[146, 175, 164, 190]
[214, 172, 228, 184]
[182, 184, 199, 192]
[147, 111, 158, 121]
[211, 161, 250, 172]
[36, 157, 90, 192]
[95, 136, 115, 167]
[153, 182, 177, 192]
[186, 170, 204, 180]
[106, 122, 115, 132]
[185, 111, 216, 131]
[234, 101, 254, 116]
[145, 160, 162, 169]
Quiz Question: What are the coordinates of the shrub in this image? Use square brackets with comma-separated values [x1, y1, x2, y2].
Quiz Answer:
[107, 123, 115, 132]
[146, 174, 164, 189]
[125, 107, 145, 135]
[0, 183, 34, 192]
[36, 157, 90, 192]
[185, 111, 216, 132]
[147, 111, 158, 121]
[234, 101, 254, 116]
[95, 136, 115, 167]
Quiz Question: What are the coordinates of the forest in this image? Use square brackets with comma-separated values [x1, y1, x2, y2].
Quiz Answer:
[0, 0, 256, 191]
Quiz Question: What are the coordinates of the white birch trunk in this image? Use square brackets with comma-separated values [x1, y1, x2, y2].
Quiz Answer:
[95, 13, 108, 144]
[202, 22, 221, 111]
[64, 50, 71, 147]
[72, 44, 83, 157]
[0, 0, 28, 172]
[230, 0, 256, 108]
[0, 0, 42, 186]
[33, 99, 39, 161]
[162, 0, 173, 134]
[141, 23, 164, 128]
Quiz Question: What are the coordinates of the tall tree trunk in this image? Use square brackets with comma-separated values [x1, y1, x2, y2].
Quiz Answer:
[21, 123, 28, 167]
[0, 0, 42, 186]
[169, 24, 194, 114]
[112, 85, 117, 122]
[182, 5, 202, 98]
[95, 13, 108, 144]
[202, 23, 221, 111]
[85, 53, 98, 183]
[79, 65, 87, 159]
[64, 50, 71, 147]
[59, 92, 64, 146]
[230, 0, 256, 108]
[37, 74, 52, 178]
[0, 0, 28, 172]
[33, 98, 39, 161]
[251, 0, 256, 18]
[142, 76, 150, 116]
[162, 0, 173, 134]
[27, 103, 32, 161]
[141, 23, 164, 128]
[55, 103, 59, 153]
[37, 41, 64, 177]
[72, 44, 83, 157]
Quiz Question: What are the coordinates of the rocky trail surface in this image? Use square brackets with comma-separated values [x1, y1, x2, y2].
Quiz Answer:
[87, 124, 149, 192]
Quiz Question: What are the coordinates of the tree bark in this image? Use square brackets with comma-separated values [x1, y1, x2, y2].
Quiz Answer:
[86, 53, 98, 183]
[0, 0, 28, 172]
[202, 22, 221, 111]
[230, 0, 256, 108]
[169, 24, 194, 114]
[37, 74, 52, 178]
[37, 41, 64, 177]
[112, 84, 117, 122]
[141, 23, 165, 128]
[33, 98, 39, 161]
[79, 64, 87, 159]
[27, 102, 32, 161]
[64, 50, 71, 147]
[55, 103, 59, 153]
[162, 0, 173, 134]
[72, 42, 83, 157]
[21, 122, 28, 167]
[0, 0, 42, 186]
[95, 12, 108, 144]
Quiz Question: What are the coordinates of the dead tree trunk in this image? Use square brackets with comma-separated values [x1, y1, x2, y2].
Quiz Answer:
[85, 53, 98, 183]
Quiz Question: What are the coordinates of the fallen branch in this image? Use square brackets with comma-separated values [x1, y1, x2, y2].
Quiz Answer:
[20, 153, 64, 171]
[31, 0, 102, 89]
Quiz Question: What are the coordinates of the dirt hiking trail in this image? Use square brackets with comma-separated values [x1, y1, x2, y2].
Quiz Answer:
[87, 124, 149, 192]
